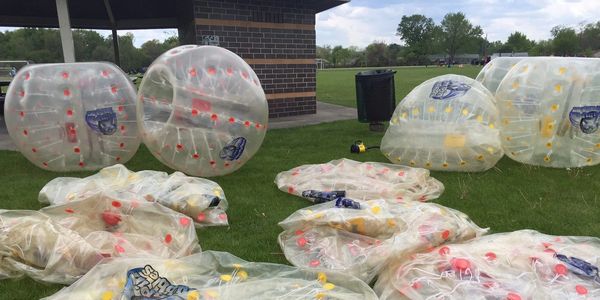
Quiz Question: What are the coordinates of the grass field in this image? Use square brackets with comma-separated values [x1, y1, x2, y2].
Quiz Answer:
[2, 65, 600, 299]
[317, 65, 481, 107]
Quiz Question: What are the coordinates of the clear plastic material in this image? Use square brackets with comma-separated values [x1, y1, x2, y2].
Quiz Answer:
[0, 195, 200, 284]
[275, 159, 444, 202]
[476, 57, 525, 94]
[381, 74, 502, 172]
[137, 45, 268, 177]
[43, 251, 378, 300]
[278, 199, 486, 283]
[376, 230, 600, 300]
[39, 164, 228, 226]
[496, 57, 600, 168]
[4, 62, 140, 171]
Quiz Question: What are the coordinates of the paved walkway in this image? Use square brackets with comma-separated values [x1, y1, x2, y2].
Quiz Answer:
[0, 102, 357, 151]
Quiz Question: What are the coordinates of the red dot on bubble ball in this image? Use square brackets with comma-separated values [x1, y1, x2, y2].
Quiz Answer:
[218, 213, 227, 220]
[191, 109, 198, 116]
[73, 147, 80, 153]
[506, 292, 521, 300]
[211, 114, 218, 121]
[115, 156, 121, 162]
[25, 73, 30, 80]
[226, 67, 233, 75]
[61, 72, 69, 79]
[192, 153, 199, 159]
[70, 129, 76, 135]
[288, 187, 294, 193]
[411, 281, 422, 289]
[197, 213, 206, 222]
[179, 217, 190, 226]
[101, 70, 109, 77]
[295, 229, 304, 236]
[78, 162, 85, 167]
[120, 125, 125, 131]
[255, 123, 261, 129]
[244, 121, 251, 127]
[111, 201, 122, 208]
[42, 162, 48, 167]
[575, 285, 588, 295]
[452, 258, 471, 271]
[241, 72, 248, 79]
[554, 264, 568, 275]
[31, 148, 37, 153]
[441, 230, 450, 239]
[66, 109, 73, 117]
[189, 68, 197, 77]
[309, 260, 320, 267]
[228, 117, 235, 123]
[438, 246, 450, 256]
[63, 89, 71, 97]
[485, 252, 497, 261]
[165, 234, 173, 244]
[118, 105, 124, 112]
[115, 244, 125, 253]
[296, 237, 307, 247]
[210, 160, 216, 165]
[176, 144, 183, 150]
[224, 162, 230, 167]
[65, 208, 74, 214]
[207, 67, 216, 75]
[19, 111, 25, 118]
[119, 142, 125, 148]
[111, 85, 118, 93]
[19, 90, 24, 97]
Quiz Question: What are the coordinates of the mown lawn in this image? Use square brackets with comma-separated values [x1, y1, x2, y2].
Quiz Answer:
[317, 65, 481, 107]
[2, 65, 600, 299]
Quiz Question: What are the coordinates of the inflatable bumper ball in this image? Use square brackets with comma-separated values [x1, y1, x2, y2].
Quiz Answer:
[476, 57, 525, 94]
[496, 57, 600, 167]
[381, 74, 502, 172]
[137, 45, 268, 177]
[4, 63, 140, 171]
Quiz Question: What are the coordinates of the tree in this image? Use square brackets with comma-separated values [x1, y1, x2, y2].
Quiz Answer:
[504, 31, 534, 52]
[365, 42, 388, 67]
[580, 21, 600, 53]
[552, 26, 579, 56]
[396, 14, 436, 64]
[440, 12, 483, 63]
[529, 39, 553, 56]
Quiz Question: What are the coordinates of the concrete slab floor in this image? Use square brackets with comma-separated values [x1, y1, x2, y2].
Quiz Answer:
[0, 102, 358, 151]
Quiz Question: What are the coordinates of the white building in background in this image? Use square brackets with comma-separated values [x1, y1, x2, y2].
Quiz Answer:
[490, 52, 529, 59]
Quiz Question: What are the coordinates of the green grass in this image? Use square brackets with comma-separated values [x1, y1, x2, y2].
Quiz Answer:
[317, 65, 481, 107]
[2, 65, 600, 298]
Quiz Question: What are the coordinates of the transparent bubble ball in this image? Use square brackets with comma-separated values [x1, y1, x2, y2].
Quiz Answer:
[137, 45, 268, 177]
[476, 57, 525, 94]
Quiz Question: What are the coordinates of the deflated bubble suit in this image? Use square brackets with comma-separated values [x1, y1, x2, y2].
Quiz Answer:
[375, 230, 600, 300]
[137, 45, 268, 177]
[275, 159, 444, 202]
[278, 199, 486, 283]
[496, 57, 600, 168]
[0, 195, 199, 284]
[39, 164, 228, 226]
[43, 251, 378, 300]
[381, 74, 503, 172]
[4, 62, 140, 171]
[476, 57, 525, 94]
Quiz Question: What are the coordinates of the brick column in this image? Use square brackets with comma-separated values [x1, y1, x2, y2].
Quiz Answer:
[193, 0, 317, 118]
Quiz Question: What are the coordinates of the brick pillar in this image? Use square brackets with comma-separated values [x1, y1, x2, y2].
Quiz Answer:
[193, 0, 317, 118]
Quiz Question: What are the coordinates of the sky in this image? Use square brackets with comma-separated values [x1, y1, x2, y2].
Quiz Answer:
[1, 0, 598, 48]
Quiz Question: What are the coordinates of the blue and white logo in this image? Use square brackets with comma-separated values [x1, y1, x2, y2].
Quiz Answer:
[85, 107, 117, 135]
[430, 80, 471, 100]
[569, 106, 600, 134]
[219, 137, 247, 161]
[122, 265, 195, 299]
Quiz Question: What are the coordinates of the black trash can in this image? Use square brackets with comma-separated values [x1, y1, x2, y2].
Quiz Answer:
[355, 69, 396, 131]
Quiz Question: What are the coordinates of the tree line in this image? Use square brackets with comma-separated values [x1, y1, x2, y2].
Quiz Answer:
[0, 28, 179, 73]
[318, 12, 600, 68]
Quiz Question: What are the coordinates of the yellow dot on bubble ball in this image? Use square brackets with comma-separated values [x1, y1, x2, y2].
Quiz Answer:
[425, 162, 431, 168]
[316, 292, 326, 300]
[428, 106, 435, 113]
[521, 66, 528, 72]
[391, 117, 398, 124]
[396, 157, 402, 162]
[587, 158, 593, 163]
[503, 119, 510, 125]
[512, 81, 519, 89]
[442, 162, 448, 168]
[559, 67, 567, 75]
[596, 143, 600, 149]
[489, 123, 495, 129]
[220, 274, 232, 282]
[187, 291, 200, 300]
[477, 155, 484, 161]
[387, 219, 396, 227]
[506, 136, 512, 141]
[554, 84, 562, 93]
[317, 272, 327, 283]
[232, 263, 242, 269]
[409, 160, 416, 166]
[445, 106, 453, 113]
[412, 108, 420, 115]
[371, 206, 381, 214]
[207, 291, 219, 298]
[551, 104, 559, 112]
[460, 160, 466, 166]
[487, 147, 494, 154]
[401, 112, 408, 119]
[547, 123, 554, 130]
[323, 283, 335, 290]
[238, 270, 248, 280]
[101, 291, 113, 300]
[462, 109, 469, 116]
[546, 142, 552, 148]
[544, 156, 551, 162]
[476, 115, 483, 122]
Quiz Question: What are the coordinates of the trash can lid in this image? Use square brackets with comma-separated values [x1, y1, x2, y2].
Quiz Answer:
[355, 69, 396, 77]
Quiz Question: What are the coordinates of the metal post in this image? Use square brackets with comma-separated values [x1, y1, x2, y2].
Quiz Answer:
[103, 0, 120, 67]
[55, 0, 75, 62]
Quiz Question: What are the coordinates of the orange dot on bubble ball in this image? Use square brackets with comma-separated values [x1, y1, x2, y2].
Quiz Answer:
[42, 162, 48, 167]
[209, 160, 216, 166]
[165, 234, 173, 244]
